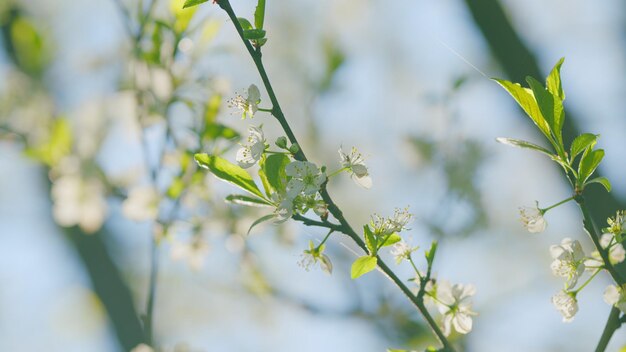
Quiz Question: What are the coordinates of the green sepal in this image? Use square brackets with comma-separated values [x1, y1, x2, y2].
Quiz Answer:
[351, 255, 377, 279]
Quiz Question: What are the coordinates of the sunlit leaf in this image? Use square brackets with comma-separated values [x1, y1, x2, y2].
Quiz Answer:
[263, 154, 290, 193]
[226, 194, 273, 207]
[585, 176, 611, 192]
[546, 57, 565, 101]
[182, 0, 208, 9]
[363, 225, 377, 255]
[194, 154, 265, 198]
[493, 79, 552, 141]
[578, 148, 604, 184]
[526, 76, 564, 146]
[247, 214, 276, 235]
[351, 255, 377, 279]
[380, 233, 401, 247]
[570, 133, 597, 161]
[496, 137, 553, 157]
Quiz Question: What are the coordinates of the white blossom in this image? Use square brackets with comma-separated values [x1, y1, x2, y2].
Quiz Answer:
[550, 238, 586, 289]
[551, 290, 578, 322]
[338, 146, 372, 189]
[122, 186, 159, 221]
[603, 284, 626, 313]
[271, 192, 293, 223]
[434, 280, 477, 336]
[371, 207, 414, 236]
[285, 161, 326, 197]
[51, 171, 107, 234]
[600, 233, 626, 264]
[130, 344, 154, 352]
[390, 240, 418, 264]
[299, 241, 332, 274]
[236, 125, 266, 169]
[228, 84, 260, 119]
[171, 236, 210, 271]
[519, 204, 546, 233]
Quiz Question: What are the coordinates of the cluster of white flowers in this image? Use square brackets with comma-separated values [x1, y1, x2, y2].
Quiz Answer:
[550, 238, 586, 289]
[372, 207, 414, 236]
[424, 280, 477, 336]
[51, 157, 108, 233]
[519, 203, 547, 233]
[338, 146, 371, 189]
[603, 284, 626, 313]
[228, 84, 260, 119]
[236, 125, 266, 169]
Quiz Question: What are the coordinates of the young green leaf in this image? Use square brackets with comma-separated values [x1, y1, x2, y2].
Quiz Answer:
[493, 79, 552, 141]
[226, 194, 273, 207]
[578, 148, 604, 183]
[526, 76, 564, 146]
[363, 225, 377, 255]
[243, 29, 266, 40]
[237, 18, 253, 31]
[585, 176, 611, 192]
[254, 0, 266, 29]
[495, 137, 553, 157]
[182, 0, 208, 9]
[258, 167, 272, 198]
[380, 233, 402, 247]
[263, 154, 290, 193]
[569, 133, 597, 161]
[546, 57, 565, 101]
[425, 240, 438, 266]
[247, 214, 276, 235]
[351, 255, 378, 279]
[194, 154, 265, 199]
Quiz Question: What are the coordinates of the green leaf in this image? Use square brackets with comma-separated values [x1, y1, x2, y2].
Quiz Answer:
[526, 76, 564, 146]
[351, 255, 378, 279]
[496, 137, 553, 156]
[254, 0, 266, 29]
[546, 57, 565, 101]
[425, 240, 438, 266]
[247, 214, 276, 235]
[194, 154, 265, 199]
[203, 123, 240, 141]
[586, 176, 611, 192]
[570, 133, 597, 161]
[226, 194, 273, 207]
[578, 148, 604, 183]
[237, 18, 253, 31]
[24, 118, 72, 166]
[204, 94, 221, 124]
[182, 0, 208, 9]
[257, 167, 272, 198]
[380, 233, 401, 247]
[363, 225, 377, 255]
[493, 79, 552, 141]
[263, 154, 290, 193]
[243, 29, 266, 40]
[166, 177, 185, 199]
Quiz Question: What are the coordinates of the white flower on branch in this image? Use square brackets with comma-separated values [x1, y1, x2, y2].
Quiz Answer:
[338, 146, 372, 189]
[519, 203, 546, 233]
[236, 125, 266, 169]
[603, 284, 626, 313]
[434, 280, 477, 336]
[551, 290, 578, 322]
[285, 161, 326, 197]
[299, 241, 333, 274]
[390, 240, 418, 264]
[371, 207, 414, 236]
[550, 238, 586, 289]
[271, 192, 294, 223]
[228, 84, 260, 119]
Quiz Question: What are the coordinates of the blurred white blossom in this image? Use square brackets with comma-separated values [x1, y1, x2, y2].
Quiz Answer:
[390, 240, 418, 264]
[171, 236, 210, 271]
[603, 284, 626, 313]
[122, 186, 159, 221]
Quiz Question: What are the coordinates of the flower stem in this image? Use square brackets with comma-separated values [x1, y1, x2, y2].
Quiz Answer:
[258, 107, 273, 112]
[216, 1, 455, 349]
[540, 196, 575, 213]
[319, 229, 334, 247]
[327, 167, 348, 178]
[573, 268, 601, 294]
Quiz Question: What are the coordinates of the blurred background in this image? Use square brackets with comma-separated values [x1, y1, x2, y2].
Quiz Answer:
[1, 0, 626, 351]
